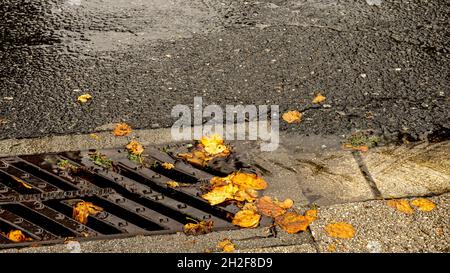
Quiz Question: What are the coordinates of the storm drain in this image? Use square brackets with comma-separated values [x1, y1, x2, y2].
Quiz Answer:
[0, 144, 267, 249]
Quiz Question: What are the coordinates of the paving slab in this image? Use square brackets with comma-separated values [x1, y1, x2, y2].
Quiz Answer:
[363, 141, 450, 198]
[309, 193, 450, 253]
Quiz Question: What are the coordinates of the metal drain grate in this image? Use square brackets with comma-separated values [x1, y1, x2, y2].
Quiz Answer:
[0, 144, 268, 249]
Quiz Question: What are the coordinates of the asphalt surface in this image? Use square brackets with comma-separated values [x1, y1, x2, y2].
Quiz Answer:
[1, 0, 449, 141]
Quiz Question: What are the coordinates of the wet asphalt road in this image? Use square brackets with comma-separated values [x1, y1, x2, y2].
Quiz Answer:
[0, 0, 449, 141]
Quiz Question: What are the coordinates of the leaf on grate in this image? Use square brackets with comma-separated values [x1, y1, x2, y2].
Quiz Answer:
[324, 222, 355, 239]
[202, 183, 240, 206]
[161, 162, 175, 170]
[411, 198, 436, 212]
[126, 140, 144, 156]
[178, 134, 230, 167]
[200, 134, 231, 156]
[183, 220, 214, 235]
[72, 201, 103, 224]
[217, 239, 236, 253]
[387, 199, 414, 214]
[88, 152, 113, 168]
[113, 123, 132, 136]
[282, 110, 302, 123]
[6, 230, 32, 243]
[12, 176, 33, 189]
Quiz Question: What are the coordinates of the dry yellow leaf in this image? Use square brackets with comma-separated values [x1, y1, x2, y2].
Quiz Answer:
[282, 110, 302, 123]
[183, 220, 213, 235]
[312, 93, 327, 104]
[387, 199, 414, 214]
[126, 140, 144, 156]
[167, 181, 180, 188]
[72, 201, 103, 224]
[325, 222, 355, 239]
[200, 134, 230, 156]
[217, 239, 236, 253]
[275, 212, 311, 234]
[12, 176, 33, 189]
[202, 183, 239, 206]
[275, 198, 294, 210]
[411, 198, 436, 212]
[342, 144, 369, 152]
[7, 230, 32, 243]
[230, 172, 268, 191]
[178, 150, 211, 168]
[162, 162, 175, 170]
[113, 123, 132, 136]
[256, 196, 288, 218]
[232, 209, 261, 228]
[77, 94, 92, 103]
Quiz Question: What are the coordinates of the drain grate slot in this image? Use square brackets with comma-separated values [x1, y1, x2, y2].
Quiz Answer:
[0, 144, 268, 249]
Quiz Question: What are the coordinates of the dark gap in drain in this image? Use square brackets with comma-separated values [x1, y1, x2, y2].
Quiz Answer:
[1, 204, 76, 238]
[80, 196, 165, 232]
[117, 166, 233, 220]
[44, 199, 122, 235]
[0, 170, 41, 195]
[11, 161, 78, 192]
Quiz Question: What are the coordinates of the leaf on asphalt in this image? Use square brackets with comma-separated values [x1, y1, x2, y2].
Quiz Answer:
[200, 134, 231, 156]
[126, 140, 144, 156]
[72, 201, 103, 224]
[256, 196, 290, 217]
[387, 199, 414, 214]
[202, 183, 240, 206]
[183, 220, 214, 236]
[275, 212, 311, 234]
[12, 176, 33, 189]
[217, 239, 236, 253]
[178, 135, 231, 167]
[282, 110, 302, 124]
[77, 94, 92, 103]
[312, 93, 327, 104]
[6, 230, 32, 243]
[325, 222, 356, 239]
[411, 198, 436, 212]
[232, 209, 261, 228]
[162, 162, 175, 170]
[113, 123, 132, 136]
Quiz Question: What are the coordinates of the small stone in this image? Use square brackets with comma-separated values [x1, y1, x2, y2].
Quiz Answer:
[360, 73, 367, 78]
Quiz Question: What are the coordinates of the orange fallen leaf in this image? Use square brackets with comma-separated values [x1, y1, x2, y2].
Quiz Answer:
[178, 150, 211, 168]
[387, 199, 414, 214]
[275, 212, 311, 234]
[126, 140, 144, 156]
[411, 198, 436, 212]
[305, 209, 318, 222]
[12, 176, 33, 189]
[217, 239, 236, 253]
[342, 144, 369, 152]
[232, 209, 261, 228]
[7, 230, 32, 243]
[282, 110, 302, 123]
[312, 93, 327, 104]
[162, 162, 175, 170]
[202, 183, 240, 206]
[325, 222, 355, 239]
[230, 172, 268, 191]
[77, 94, 92, 103]
[178, 135, 231, 167]
[183, 220, 214, 235]
[72, 201, 103, 224]
[234, 188, 259, 203]
[167, 181, 180, 188]
[113, 123, 132, 136]
[256, 196, 289, 217]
